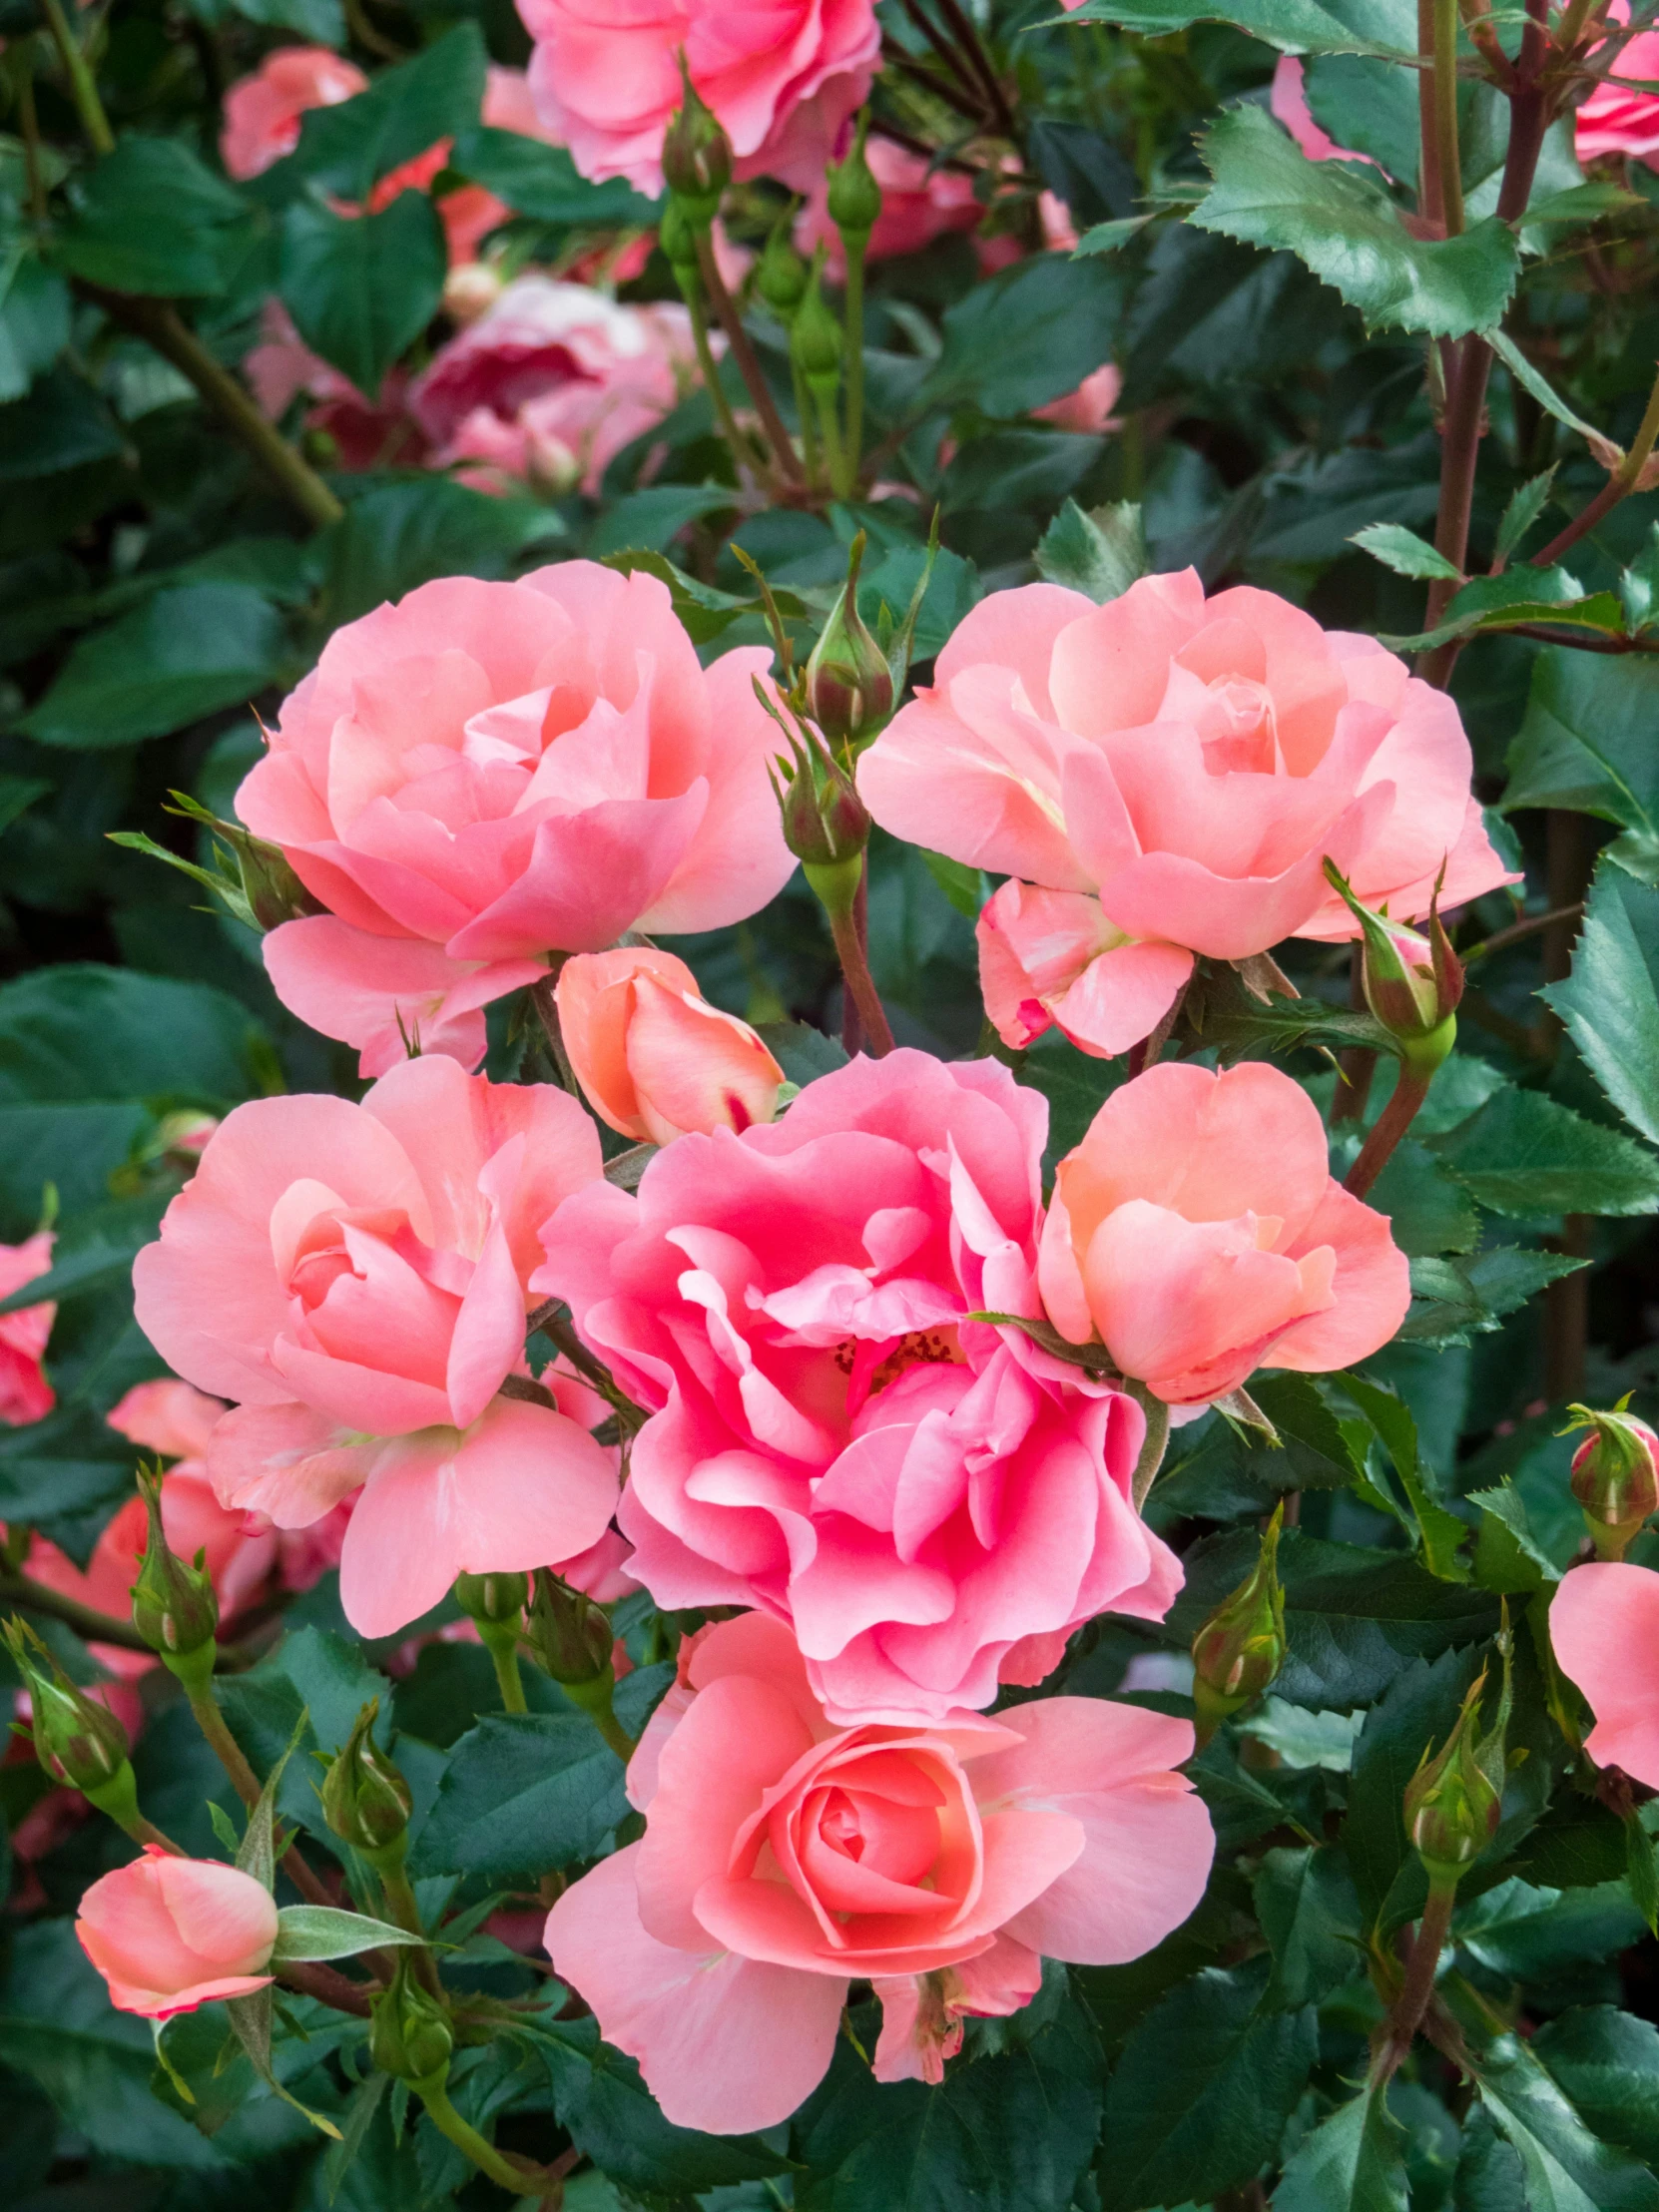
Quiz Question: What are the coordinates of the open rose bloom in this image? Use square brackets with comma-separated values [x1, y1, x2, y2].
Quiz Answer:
[78, 1848, 278, 2018]
[237, 562, 794, 1074]
[1039, 1062, 1409, 1405]
[521, 0, 880, 194]
[547, 1612, 1213, 2132]
[537, 1050, 1180, 1723]
[857, 569, 1514, 1058]
[132, 1054, 617, 1637]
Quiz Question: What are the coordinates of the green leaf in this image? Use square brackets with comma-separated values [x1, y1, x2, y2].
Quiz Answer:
[223, 1982, 341, 2141]
[1364, 1137, 1480, 1260]
[1618, 525, 1659, 635]
[920, 253, 1123, 418]
[1344, 1374, 1471, 1580]
[1454, 1878, 1645, 1981]
[919, 849, 987, 921]
[0, 962, 272, 1108]
[17, 583, 285, 749]
[1472, 2032, 1659, 2211]
[271, 1904, 425, 1961]
[1430, 1085, 1659, 1217]
[1060, 0, 1407, 54]
[1242, 1696, 1365, 1771]
[1098, 1958, 1318, 2211]
[1486, 329, 1604, 445]
[319, 476, 564, 627]
[0, 1399, 141, 1523]
[288, 24, 487, 202]
[0, 367, 123, 482]
[415, 1706, 640, 1878]
[1351, 522, 1462, 581]
[1153, 1373, 1368, 1525]
[1035, 497, 1151, 602]
[1506, 1795, 1630, 1890]
[1382, 566, 1627, 654]
[1532, 2007, 1659, 2166]
[1495, 469, 1559, 565]
[0, 260, 71, 403]
[279, 192, 446, 400]
[1503, 648, 1659, 879]
[0, 1191, 164, 1315]
[1470, 1481, 1561, 1594]
[586, 483, 735, 558]
[447, 126, 658, 228]
[55, 141, 252, 297]
[1191, 104, 1520, 337]
[1254, 1845, 1367, 2006]
[1345, 1645, 1485, 1927]
[1273, 2085, 1411, 2211]
[1030, 119, 1140, 229]
[1073, 214, 1159, 253]
[1542, 859, 1659, 1145]
[193, 0, 345, 43]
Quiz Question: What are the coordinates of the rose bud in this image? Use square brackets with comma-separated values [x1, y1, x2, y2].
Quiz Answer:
[369, 1955, 454, 2086]
[1323, 859, 1461, 1080]
[1565, 1397, 1659, 1562]
[526, 1568, 611, 1689]
[4, 1617, 143, 1831]
[320, 1698, 413, 1865]
[661, 65, 732, 226]
[757, 215, 809, 323]
[553, 949, 784, 1146]
[1190, 1503, 1287, 1746]
[806, 531, 894, 749]
[130, 1464, 220, 1689]
[826, 111, 882, 251]
[1403, 1670, 1503, 1890]
[76, 1847, 278, 2018]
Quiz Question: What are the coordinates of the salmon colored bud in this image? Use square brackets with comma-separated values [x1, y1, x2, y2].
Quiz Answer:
[554, 949, 784, 1146]
[76, 1847, 278, 2018]
[1565, 1397, 1659, 1561]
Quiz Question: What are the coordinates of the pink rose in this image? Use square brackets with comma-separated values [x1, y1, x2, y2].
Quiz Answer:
[796, 136, 983, 276]
[238, 561, 794, 1075]
[857, 568, 1514, 1059]
[546, 1611, 1213, 2132]
[132, 1054, 617, 1639]
[408, 276, 694, 497]
[977, 878, 1196, 1059]
[220, 47, 367, 182]
[77, 1847, 278, 2019]
[1550, 1562, 1659, 1786]
[535, 1049, 1181, 1724]
[1272, 56, 1350, 164]
[0, 1231, 55, 1424]
[520, 0, 880, 195]
[1576, 2, 1659, 168]
[1038, 1061, 1410, 1406]
[555, 946, 784, 1144]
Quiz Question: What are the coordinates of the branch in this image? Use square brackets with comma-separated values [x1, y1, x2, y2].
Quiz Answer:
[1530, 358, 1659, 568]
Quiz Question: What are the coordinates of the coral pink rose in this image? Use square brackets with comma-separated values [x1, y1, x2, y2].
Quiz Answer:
[535, 1049, 1181, 1724]
[546, 1611, 1213, 2131]
[857, 568, 1514, 1058]
[408, 277, 693, 497]
[520, 0, 880, 195]
[1038, 1061, 1409, 1405]
[977, 877, 1195, 1058]
[797, 137, 983, 276]
[1576, 1, 1659, 168]
[0, 1231, 56, 1424]
[1550, 1562, 1659, 1786]
[1272, 56, 1354, 164]
[132, 1054, 617, 1638]
[237, 561, 794, 1075]
[554, 947, 784, 1144]
[77, 1847, 278, 2019]
[220, 47, 367, 181]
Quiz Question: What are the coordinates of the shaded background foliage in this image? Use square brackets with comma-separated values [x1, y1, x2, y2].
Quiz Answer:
[6, 0, 1659, 2203]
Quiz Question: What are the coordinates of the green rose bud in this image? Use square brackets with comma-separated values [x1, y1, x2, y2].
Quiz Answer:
[827, 112, 881, 248]
[525, 1568, 612, 1688]
[756, 216, 809, 322]
[1565, 1396, 1659, 1561]
[130, 1465, 219, 1685]
[3, 1617, 140, 1826]
[661, 62, 731, 227]
[1404, 1672, 1503, 1887]
[805, 533, 894, 749]
[369, 1956, 454, 2086]
[791, 249, 843, 393]
[320, 1698, 412, 1863]
[1323, 859, 1462, 1080]
[1191, 1503, 1287, 1745]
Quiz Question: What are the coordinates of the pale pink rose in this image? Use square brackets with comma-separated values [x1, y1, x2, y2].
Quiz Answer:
[797, 137, 983, 277]
[857, 569, 1515, 1057]
[1550, 1563, 1659, 1786]
[546, 1611, 1213, 2131]
[77, 1847, 278, 2019]
[554, 947, 784, 1144]
[535, 1049, 1182, 1725]
[1038, 1061, 1410, 1406]
[409, 276, 693, 496]
[976, 878, 1194, 1059]
[240, 562, 793, 1074]
[219, 47, 367, 182]
[1576, 2, 1659, 168]
[132, 1054, 618, 1638]
[0, 1231, 55, 1424]
[520, 0, 880, 195]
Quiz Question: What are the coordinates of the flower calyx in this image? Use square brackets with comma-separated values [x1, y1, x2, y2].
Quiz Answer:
[3, 1615, 140, 1823]
[1563, 1395, 1659, 1561]
[1323, 858, 1462, 1079]
[369, 1953, 454, 2088]
[805, 532, 894, 749]
[130, 1464, 219, 1686]
[662, 55, 731, 227]
[827, 110, 882, 251]
[319, 1698, 413, 1866]
[1404, 1629, 1512, 1890]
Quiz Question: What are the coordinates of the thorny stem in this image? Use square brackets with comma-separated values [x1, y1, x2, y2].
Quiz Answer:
[414, 2077, 569, 2198]
[694, 233, 805, 486]
[934, 0, 1019, 139]
[281, 1961, 375, 2017]
[1372, 1876, 1458, 2085]
[1459, 900, 1584, 964]
[1344, 1068, 1433, 1199]
[39, 0, 113, 153]
[826, 866, 895, 1055]
[683, 280, 765, 492]
[1433, 0, 1464, 237]
[529, 973, 580, 1093]
[1530, 356, 1659, 568]
[524, 1302, 647, 1432]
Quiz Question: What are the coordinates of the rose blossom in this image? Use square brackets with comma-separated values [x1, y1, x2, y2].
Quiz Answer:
[237, 560, 794, 1076]
[0, 1231, 55, 1424]
[535, 1049, 1181, 1724]
[554, 947, 784, 1144]
[546, 1611, 1213, 2131]
[1576, 1, 1659, 169]
[857, 568, 1514, 1058]
[78, 1848, 278, 2019]
[132, 1054, 617, 1639]
[520, 0, 880, 196]
[407, 276, 695, 497]
[1550, 1563, 1659, 1786]
[1038, 1061, 1410, 1406]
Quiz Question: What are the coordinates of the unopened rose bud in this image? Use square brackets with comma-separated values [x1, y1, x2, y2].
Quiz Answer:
[554, 948, 784, 1145]
[1403, 1671, 1503, 1888]
[806, 532, 894, 749]
[4, 1617, 140, 1827]
[791, 249, 842, 399]
[369, 1955, 453, 2086]
[1191, 1503, 1287, 1745]
[320, 1699, 412, 1864]
[442, 261, 502, 324]
[1565, 1397, 1659, 1561]
[152, 1110, 219, 1161]
[526, 1568, 612, 1688]
[757, 217, 809, 322]
[453, 1570, 528, 1627]
[662, 64, 731, 227]
[1323, 860, 1460, 1079]
[770, 715, 871, 888]
[130, 1465, 219, 1685]
[827, 112, 881, 250]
